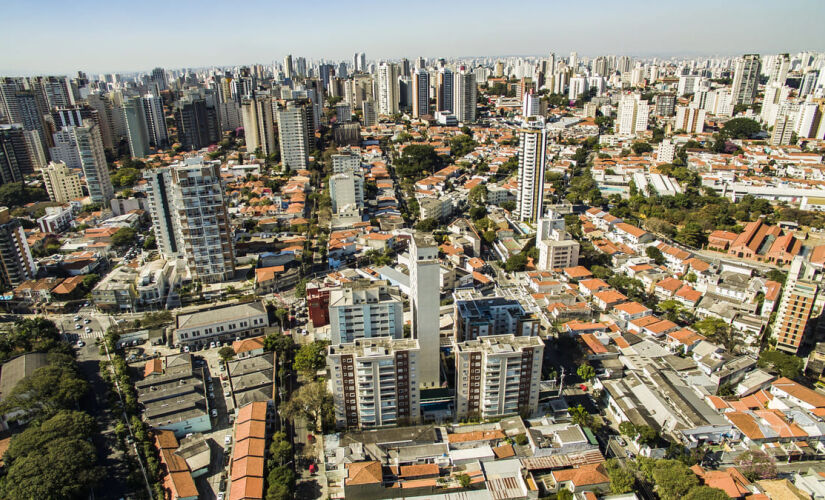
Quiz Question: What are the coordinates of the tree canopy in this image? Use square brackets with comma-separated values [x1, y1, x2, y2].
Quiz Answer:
[0, 353, 88, 419]
[758, 350, 803, 379]
[111, 227, 137, 247]
[722, 118, 762, 139]
[651, 459, 700, 500]
[394, 145, 444, 180]
[293, 341, 329, 377]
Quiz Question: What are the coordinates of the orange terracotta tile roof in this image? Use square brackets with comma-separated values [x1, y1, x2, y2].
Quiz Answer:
[229, 475, 264, 500]
[144, 358, 163, 378]
[492, 444, 516, 459]
[552, 463, 609, 487]
[772, 377, 825, 408]
[232, 336, 266, 355]
[232, 456, 265, 481]
[447, 430, 505, 443]
[236, 401, 268, 425]
[345, 461, 383, 486]
[399, 463, 439, 478]
[234, 437, 266, 458]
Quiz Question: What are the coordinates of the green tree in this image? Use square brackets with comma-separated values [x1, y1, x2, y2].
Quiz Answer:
[280, 380, 333, 432]
[218, 346, 236, 363]
[651, 459, 700, 500]
[468, 184, 488, 206]
[0, 410, 101, 499]
[457, 473, 472, 488]
[645, 246, 666, 265]
[758, 350, 803, 379]
[619, 421, 639, 438]
[0, 354, 88, 419]
[577, 363, 596, 382]
[568, 404, 591, 428]
[414, 218, 438, 232]
[676, 222, 706, 248]
[266, 464, 296, 500]
[295, 278, 309, 298]
[143, 234, 156, 250]
[269, 431, 293, 466]
[604, 459, 635, 494]
[111, 227, 137, 247]
[293, 341, 329, 378]
[274, 308, 289, 330]
[636, 425, 659, 446]
[684, 486, 729, 500]
[632, 142, 653, 155]
[504, 252, 528, 273]
[722, 118, 762, 139]
[450, 134, 478, 157]
[264, 334, 295, 358]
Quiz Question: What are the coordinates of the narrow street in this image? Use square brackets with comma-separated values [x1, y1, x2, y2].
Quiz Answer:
[76, 342, 134, 499]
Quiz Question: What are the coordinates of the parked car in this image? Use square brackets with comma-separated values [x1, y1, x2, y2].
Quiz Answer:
[84, 319, 91, 324]
[74, 316, 81, 321]
[224, 435, 232, 445]
[85, 327, 92, 333]
[76, 340, 85, 347]
[211, 409, 218, 418]
[209, 341, 216, 349]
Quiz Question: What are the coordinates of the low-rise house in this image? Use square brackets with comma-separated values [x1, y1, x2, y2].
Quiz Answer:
[174, 301, 270, 347]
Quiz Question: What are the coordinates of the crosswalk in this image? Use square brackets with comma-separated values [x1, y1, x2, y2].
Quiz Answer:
[79, 331, 104, 339]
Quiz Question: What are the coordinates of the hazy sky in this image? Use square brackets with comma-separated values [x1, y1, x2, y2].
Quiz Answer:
[2, 0, 824, 75]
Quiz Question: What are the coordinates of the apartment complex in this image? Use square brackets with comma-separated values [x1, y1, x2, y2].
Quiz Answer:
[453, 289, 540, 342]
[0, 207, 36, 289]
[41, 161, 83, 203]
[276, 102, 310, 170]
[328, 337, 420, 428]
[328, 279, 404, 344]
[536, 211, 580, 270]
[144, 157, 235, 283]
[775, 257, 821, 354]
[455, 335, 544, 419]
[517, 117, 548, 224]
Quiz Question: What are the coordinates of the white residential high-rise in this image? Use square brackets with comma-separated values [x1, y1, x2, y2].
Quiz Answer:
[412, 69, 430, 118]
[73, 120, 113, 204]
[568, 75, 588, 100]
[328, 337, 420, 428]
[42, 161, 83, 203]
[50, 127, 81, 169]
[767, 53, 790, 86]
[331, 151, 360, 174]
[771, 106, 797, 146]
[522, 92, 539, 118]
[656, 139, 676, 163]
[455, 335, 544, 419]
[437, 68, 454, 113]
[674, 105, 706, 134]
[517, 117, 547, 224]
[795, 97, 823, 139]
[144, 156, 235, 283]
[616, 94, 650, 135]
[677, 75, 702, 96]
[283, 54, 294, 80]
[123, 95, 151, 158]
[761, 84, 792, 127]
[410, 234, 440, 389]
[453, 66, 477, 123]
[276, 103, 310, 170]
[329, 170, 364, 214]
[241, 94, 276, 157]
[732, 54, 761, 105]
[328, 280, 403, 344]
[142, 93, 168, 149]
[536, 211, 580, 270]
[377, 63, 399, 115]
[0, 207, 36, 289]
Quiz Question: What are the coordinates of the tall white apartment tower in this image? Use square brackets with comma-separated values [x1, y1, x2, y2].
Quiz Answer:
[327, 337, 420, 428]
[455, 335, 544, 419]
[328, 280, 403, 344]
[453, 67, 477, 123]
[144, 157, 235, 283]
[275, 102, 310, 170]
[142, 94, 168, 149]
[74, 120, 114, 204]
[410, 234, 441, 388]
[412, 69, 430, 118]
[241, 94, 277, 157]
[616, 94, 650, 135]
[732, 54, 761, 105]
[516, 117, 547, 224]
[377, 63, 399, 115]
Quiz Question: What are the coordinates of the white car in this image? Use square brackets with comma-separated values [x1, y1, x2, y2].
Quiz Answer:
[85, 327, 92, 333]
[211, 409, 218, 418]
[224, 435, 232, 445]
[76, 340, 85, 347]
[209, 341, 216, 349]
[224, 390, 231, 397]
[217, 493, 225, 500]
[84, 319, 91, 324]
[73, 316, 81, 321]
[183, 346, 190, 352]
[75, 324, 82, 329]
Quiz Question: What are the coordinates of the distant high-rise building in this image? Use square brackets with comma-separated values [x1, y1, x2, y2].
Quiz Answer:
[328, 280, 402, 344]
[0, 124, 38, 184]
[276, 102, 310, 170]
[0, 207, 36, 288]
[144, 157, 235, 283]
[241, 94, 276, 157]
[775, 257, 819, 354]
[0, 79, 49, 155]
[412, 69, 430, 118]
[73, 120, 113, 203]
[517, 117, 547, 224]
[536, 210, 580, 269]
[655, 94, 676, 116]
[283, 54, 294, 79]
[453, 67, 477, 123]
[151, 67, 168, 92]
[455, 335, 544, 419]
[50, 127, 81, 169]
[377, 63, 399, 115]
[732, 54, 761, 105]
[616, 94, 650, 135]
[436, 68, 454, 113]
[361, 101, 376, 127]
[142, 94, 168, 149]
[522, 92, 539, 118]
[410, 234, 440, 389]
[329, 170, 364, 214]
[42, 161, 82, 203]
[174, 92, 219, 151]
[674, 105, 706, 134]
[656, 139, 676, 163]
[400, 58, 411, 78]
[123, 96, 151, 158]
[770, 106, 796, 146]
[677, 75, 702, 96]
[328, 337, 420, 428]
[568, 75, 588, 100]
[767, 53, 790, 86]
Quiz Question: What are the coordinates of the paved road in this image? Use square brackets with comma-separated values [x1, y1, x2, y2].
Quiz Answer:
[76, 341, 134, 499]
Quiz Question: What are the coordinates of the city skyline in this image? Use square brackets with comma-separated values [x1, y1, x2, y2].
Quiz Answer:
[2, 0, 824, 74]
